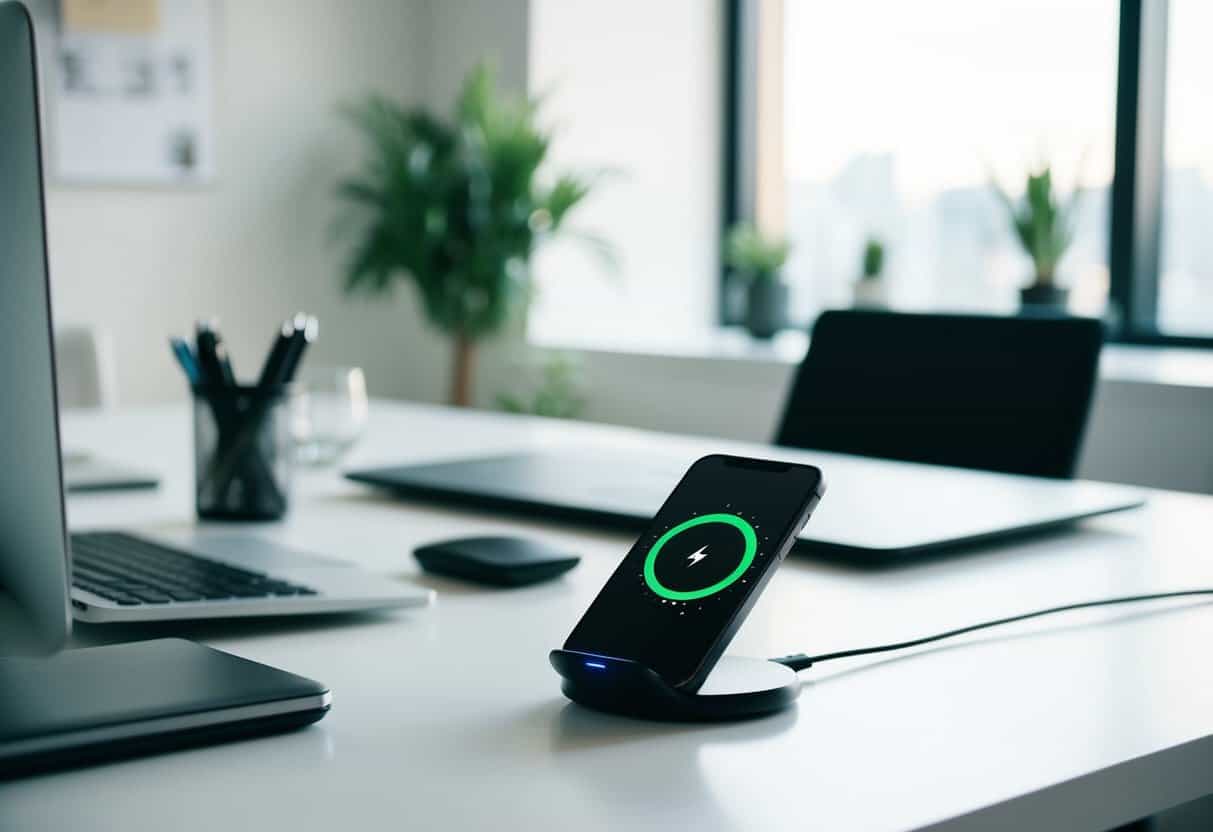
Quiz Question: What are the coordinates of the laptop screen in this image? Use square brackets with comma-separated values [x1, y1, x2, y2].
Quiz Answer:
[0, 2, 71, 654]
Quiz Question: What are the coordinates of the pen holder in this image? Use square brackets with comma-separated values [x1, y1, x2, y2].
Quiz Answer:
[193, 385, 297, 521]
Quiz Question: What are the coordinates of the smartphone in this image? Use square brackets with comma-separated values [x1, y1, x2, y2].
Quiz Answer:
[562, 454, 825, 691]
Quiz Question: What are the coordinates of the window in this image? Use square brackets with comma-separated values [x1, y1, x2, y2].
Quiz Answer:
[1157, 0, 1213, 337]
[728, 0, 1213, 348]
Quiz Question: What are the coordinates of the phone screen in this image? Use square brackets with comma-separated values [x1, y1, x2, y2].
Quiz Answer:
[563, 455, 823, 689]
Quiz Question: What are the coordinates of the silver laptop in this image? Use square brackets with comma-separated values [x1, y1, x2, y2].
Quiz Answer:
[0, 1, 430, 626]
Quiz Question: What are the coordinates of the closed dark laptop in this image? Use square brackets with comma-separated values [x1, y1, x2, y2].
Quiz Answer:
[0, 639, 330, 776]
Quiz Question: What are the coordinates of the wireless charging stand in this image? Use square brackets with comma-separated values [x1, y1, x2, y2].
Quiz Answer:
[549, 649, 800, 722]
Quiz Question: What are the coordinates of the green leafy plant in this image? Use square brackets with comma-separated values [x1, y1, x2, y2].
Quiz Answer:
[724, 223, 790, 282]
[991, 166, 1081, 288]
[336, 64, 605, 406]
[861, 237, 885, 281]
[496, 354, 585, 420]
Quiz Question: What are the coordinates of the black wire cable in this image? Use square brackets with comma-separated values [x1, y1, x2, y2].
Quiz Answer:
[770, 589, 1213, 672]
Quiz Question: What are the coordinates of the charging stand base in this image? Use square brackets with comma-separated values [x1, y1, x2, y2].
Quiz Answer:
[549, 650, 800, 722]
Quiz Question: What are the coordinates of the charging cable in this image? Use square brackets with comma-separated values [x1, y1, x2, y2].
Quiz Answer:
[771, 589, 1213, 672]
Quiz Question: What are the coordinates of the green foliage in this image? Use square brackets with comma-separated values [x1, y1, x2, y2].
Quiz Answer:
[724, 223, 790, 282]
[992, 166, 1081, 286]
[336, 64, 598, 340]
[861, 237, 885, 280]
[496, 354, 585, 420]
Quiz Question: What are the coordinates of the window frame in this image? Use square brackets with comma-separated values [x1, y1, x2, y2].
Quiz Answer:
[724, 0, 1213, 348]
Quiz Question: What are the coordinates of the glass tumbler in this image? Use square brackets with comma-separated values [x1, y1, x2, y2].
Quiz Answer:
[292, 366, 369, 466]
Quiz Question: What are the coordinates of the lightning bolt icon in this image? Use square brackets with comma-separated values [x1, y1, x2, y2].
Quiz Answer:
[687, 545, 708, 566]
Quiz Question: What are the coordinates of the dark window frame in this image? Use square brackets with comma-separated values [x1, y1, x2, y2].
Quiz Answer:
[724, 0, 1213, 348]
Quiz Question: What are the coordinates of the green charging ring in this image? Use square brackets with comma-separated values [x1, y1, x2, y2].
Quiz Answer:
[643, 513, 758, 601]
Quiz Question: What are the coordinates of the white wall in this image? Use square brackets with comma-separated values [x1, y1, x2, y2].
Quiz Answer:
[426, 0, 529, 110]
[33, 0, 449, 405]
[526, 0, 723, 349]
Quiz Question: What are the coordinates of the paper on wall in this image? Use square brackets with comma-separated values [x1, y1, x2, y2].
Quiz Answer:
[63, 0, 160, 34]
[53, 0, 213, 184]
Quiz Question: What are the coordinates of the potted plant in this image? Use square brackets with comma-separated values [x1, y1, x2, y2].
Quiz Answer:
[496, 353, 586, 420]
[853, 236, 887, 308]
[724, 223, 791, 339]
[336, 65, 602, 406]
[992, 166, 1081, 312]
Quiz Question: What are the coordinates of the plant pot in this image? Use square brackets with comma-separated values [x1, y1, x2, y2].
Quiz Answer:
[1019, 283, 1069, 315]
[745, 279, 788, 339]
[853, 277, 888, 309]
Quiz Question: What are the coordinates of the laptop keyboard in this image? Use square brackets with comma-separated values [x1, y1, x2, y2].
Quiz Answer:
[70, 531, 318, 606]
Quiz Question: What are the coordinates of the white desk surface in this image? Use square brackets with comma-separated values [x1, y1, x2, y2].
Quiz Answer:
[3, 400, 1213, 831]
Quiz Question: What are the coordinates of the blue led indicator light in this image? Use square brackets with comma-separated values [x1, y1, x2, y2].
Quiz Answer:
[584, 661, 607, 670]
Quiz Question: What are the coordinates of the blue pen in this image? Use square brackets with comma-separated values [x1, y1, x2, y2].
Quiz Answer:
[169, 337, 202, 386]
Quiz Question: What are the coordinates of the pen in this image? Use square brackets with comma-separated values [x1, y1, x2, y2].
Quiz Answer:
[255, 318, 298, 390]
[216, 341, 237, 387]
[169, 337, 201, 386]
[279, 315, 318, 384]
[195, 321, 225, 389]
[196, 322, 238, 388]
